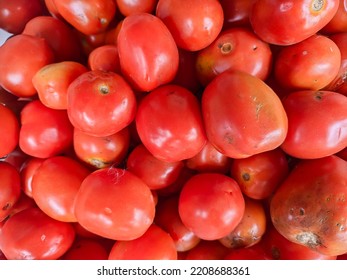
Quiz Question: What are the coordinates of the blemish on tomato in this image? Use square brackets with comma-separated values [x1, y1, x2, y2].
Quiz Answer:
[242, 173, 251, 181]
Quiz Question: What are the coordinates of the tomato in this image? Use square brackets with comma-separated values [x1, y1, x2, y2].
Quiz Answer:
[220, 0, 256, 29]
[274, 34, 341, 91]
[223, 243, 269, 260]
[0, 0, 44, 34]
[0, 104, 19, 158]
[32, 61, 88, 110]
[116, 0, 158, 16]
[74, 168, 155, 240]
[270, 155, 347, 256]
[281, 90, 347, 159]
[108, 224, 177, 260]
[20, 157, 45, 198]
[88, 45, 121, 73]
[136, 84, 207, 162]
[67, 70, 137, 137]
[117, 13, 179, 92]
[61, 237, 109, 260]
[250, 0, 339, 45]
[230, 148, 289, 200]
[202, 70, 288, 159]
[0, 207, 75, 260]
[156, 0, 224, 51]
[54, 0, 117, 35]
[0, 34, 55, 97]
[185, 240, 230, 260]
[321, 0, 347, 34]
[6, 192, 36, 219]
[0, 162, 21, 222]
[73, 127, 130, 169]
[196, 27, 273, 86]
[178, 173, 245, 240]
[19, 100, 74, 158]
[219, 197, 267, 248]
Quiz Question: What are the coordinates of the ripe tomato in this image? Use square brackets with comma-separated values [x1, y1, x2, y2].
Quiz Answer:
[250, 0, 339, 45]
[67, 70, 137, 137]
[185, 240, 230, 260]
[223, 243, 268, 260]
[88, 45, 121, 73]
[0, 104, 19, 158]
[179, 173, 245, 240]
[32, 61, 88, 110]
[156, 0, 224, 51]
[117, 13, 179, 92]
[61, 237, 109, 260]
[116, 0, 158, 16]
[0, 34, 55, 97]
[74, 168, 155, 240]
[19, 100, 74, 158]
[321, 0, 347, 33]
[0, 207, 75, 260]
[136, 84, 207, 162]
[20, 157, 45, 198]
[220, 0, 256, 29]
[54, 0, 117, 35]
[196, 27, 273, 86]
[270, 155, 347, 256]
[281, 90, 347, 159]
[274, 34, 341, 91]
[202, 70, 288, 159]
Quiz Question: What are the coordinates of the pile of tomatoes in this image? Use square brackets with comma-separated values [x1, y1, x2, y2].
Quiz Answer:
[0, 0, 347, 260]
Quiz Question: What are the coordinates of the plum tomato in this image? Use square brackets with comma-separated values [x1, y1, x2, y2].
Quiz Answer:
[74, 168, 155, 240]
[67, 70, 137, 137]
[136, 84, 207, 162]
[270, 155, 347, 256]
[178, 173, 245, 240]
[156, 0, 224, 51]
[202, 70, 288, 159]
[281, 90, 347, 159]
[0, 104, 19, 158]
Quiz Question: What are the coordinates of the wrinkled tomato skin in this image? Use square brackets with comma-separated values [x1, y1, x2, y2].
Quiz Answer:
[0, 207, 75, 260]
[117, 13, 179, 92]
[0, 104, 19, 158]
[250, 0, 339, 45]
[270, 156, 347, 256]
[136, 84, 207, 162]
[281, 90, 347, 159]
[202, 70, 288, 159]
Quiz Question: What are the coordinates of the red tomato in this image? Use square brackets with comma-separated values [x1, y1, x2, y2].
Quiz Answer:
[185, 240, 230, 260]
[6, 192, 36, 219]
[224, 243, 269, 260]
[156, 0, 224, 51]
[179, 173, 245, 240]
[321, 0, 347, 34]
[270, 155, 347, 256]
[73, 127, 130, 169]
[19, 100, 74, 158]
[61, 237, 109, 260]
[20, 157, 45, 198]
[32, 61, 88, 110]
[196, 27, 273, 86]
[67, 70, 137, 137]
[116, 0, 158, 16]
[281, 90, 347, 159]
[230, 148, 289, 200]
[54, 0, 117, 35]
[250, 0, 339, 45]
[74, 168, 155, 240]
[0, 162, 21, 222]
[0, 104, 19, 158]
[0, 34, 55, 97]
[108, 224, 177, 260]
[220, 0, 256, 29]
[136, 84, 207, 162]
[31, 156, 90, 222]
[202, 70, 288, 159]
[0, 0, 44, 34]
[0, 207, 75, 260]
[117, 13, 179, 92]
[275, 34, 341, 91]
[88, 45, 121, 73]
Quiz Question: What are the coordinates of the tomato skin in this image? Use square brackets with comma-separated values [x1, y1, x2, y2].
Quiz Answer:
[179, 173, 245, 240]
[220, 0, 256, 29]
[270, 155, 347, 256]
[196, 27, 273, 86]
[67, 70, 137, 137]
[281, 90, 347, 159]
[19, 100, 74, 158]
[321, 0, 347, 34]
[74, 168, 155, 240]
[275, 35, 341, 91]
[117, 13, 179, 92]
[156, 0, 224, 51]
[54, 0, 117, 35]
[20, 157, 45, 198]
[88, 45, 121, 73]
[250, 0, 339, 45]
[185, 240, 230, 260]
[202, 70, 288, 159]
[136, 84, 207, 162]
[116, 0, 158, 16]
[61, 237, 109, 260]
[0, 207, 75, 260]
[0, 104, 19, 158]
[224, 243, 268, 260]
[0, 34, 55, 98]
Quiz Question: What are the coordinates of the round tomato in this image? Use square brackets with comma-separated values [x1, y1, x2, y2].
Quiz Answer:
[0, 104, 19, 158]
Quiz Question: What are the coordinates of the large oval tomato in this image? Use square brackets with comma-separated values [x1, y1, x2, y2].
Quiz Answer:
[202, 70, 288, 159]
[0, 104, 19, 158]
